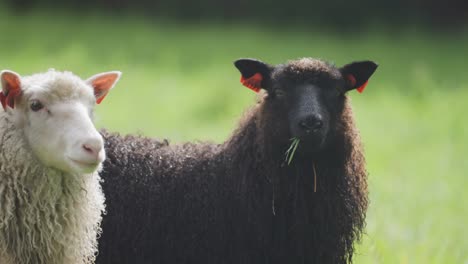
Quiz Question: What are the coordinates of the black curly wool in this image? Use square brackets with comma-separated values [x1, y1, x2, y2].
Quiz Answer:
[97, 60, 369, 264]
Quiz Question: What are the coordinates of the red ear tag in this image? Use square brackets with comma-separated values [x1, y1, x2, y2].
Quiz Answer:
[356, 80, 368, 93]
[346, 74, 367, 93]
[240, 73, 263, 93]
[8, 89, 20, 108]
[0, 92, 7, 110]
[1, 89, 21, 110]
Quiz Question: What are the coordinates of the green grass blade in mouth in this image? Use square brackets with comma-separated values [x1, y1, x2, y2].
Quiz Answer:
[285, 138, 300, 165]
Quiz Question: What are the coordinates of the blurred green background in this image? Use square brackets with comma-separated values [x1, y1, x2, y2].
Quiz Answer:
[1, 0, 467, 263]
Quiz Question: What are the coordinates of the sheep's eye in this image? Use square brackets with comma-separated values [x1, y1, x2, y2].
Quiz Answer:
[30, 100, 44, 112]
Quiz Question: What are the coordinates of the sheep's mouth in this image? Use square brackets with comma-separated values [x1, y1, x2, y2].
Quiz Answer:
[68, 158, 100, 170]
[290, 128, 328, 148]
[289, 136, 326, 154]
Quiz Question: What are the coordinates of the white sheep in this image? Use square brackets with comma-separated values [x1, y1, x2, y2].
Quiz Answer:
[0, 69, 121, 264]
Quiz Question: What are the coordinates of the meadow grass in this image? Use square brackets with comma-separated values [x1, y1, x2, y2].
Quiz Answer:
[0, 9, 467, 263]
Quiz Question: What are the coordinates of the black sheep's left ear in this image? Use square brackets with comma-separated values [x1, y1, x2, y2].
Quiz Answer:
[234, 58, 273, 93]
[339, 61, 378, 93]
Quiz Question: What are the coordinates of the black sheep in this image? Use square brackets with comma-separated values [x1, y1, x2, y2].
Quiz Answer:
[97, 57, 378, 264]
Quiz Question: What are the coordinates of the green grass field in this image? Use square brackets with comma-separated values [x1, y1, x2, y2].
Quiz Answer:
[1, 9, 467, 263]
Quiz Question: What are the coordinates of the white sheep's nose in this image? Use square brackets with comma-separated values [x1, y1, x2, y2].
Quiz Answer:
[82, 138, 104, 161]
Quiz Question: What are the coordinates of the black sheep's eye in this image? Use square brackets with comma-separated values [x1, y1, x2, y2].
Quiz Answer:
[274, 89, 286, 98]
[30, 100, 44, 112]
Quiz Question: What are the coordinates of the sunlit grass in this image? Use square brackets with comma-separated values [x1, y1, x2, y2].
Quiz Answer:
[0, 8, 467, 263]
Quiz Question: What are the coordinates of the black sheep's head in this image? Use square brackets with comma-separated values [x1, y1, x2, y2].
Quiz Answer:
[234, 57, 378, 154]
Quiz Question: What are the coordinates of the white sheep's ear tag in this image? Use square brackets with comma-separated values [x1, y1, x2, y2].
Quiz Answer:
[86, 71, 122, 104]
[0, 70, 22, 110]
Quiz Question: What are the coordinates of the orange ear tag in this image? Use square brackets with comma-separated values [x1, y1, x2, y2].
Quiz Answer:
[240, 73, 263, 93]
[356, 81, 368, 93]
[0, 89, 21, 110]
[346, 74, 367, 93]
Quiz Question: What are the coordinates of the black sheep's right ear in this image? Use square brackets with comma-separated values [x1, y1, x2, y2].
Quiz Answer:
[339, 60, 378, 93]
[234, 58, 272, 93]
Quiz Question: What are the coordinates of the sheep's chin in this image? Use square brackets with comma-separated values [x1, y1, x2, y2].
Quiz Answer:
[64, 158, 101, 174]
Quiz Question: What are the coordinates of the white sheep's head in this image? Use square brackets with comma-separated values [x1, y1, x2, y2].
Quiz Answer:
[0, 69, 121, 174]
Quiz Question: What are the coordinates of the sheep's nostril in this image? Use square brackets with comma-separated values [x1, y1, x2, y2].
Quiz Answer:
[299, 121, 310, 130]
[81, 136, 104, 157]
[313, 120, 323, 130]
[82, 144, 95, 155]
[299, 116, 323, 133]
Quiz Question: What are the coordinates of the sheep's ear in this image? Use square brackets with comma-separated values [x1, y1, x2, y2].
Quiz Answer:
[0, 70, 22, 110]
[340, 61, 378, 93]
[86, 71, 122, 104]
[234, 58, 272, 93]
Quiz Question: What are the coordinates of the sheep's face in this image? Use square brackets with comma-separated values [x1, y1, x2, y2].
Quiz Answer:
[235, 58, 377, 153]
[1, 70, 121, 175]
[271, 79, 338, 151]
